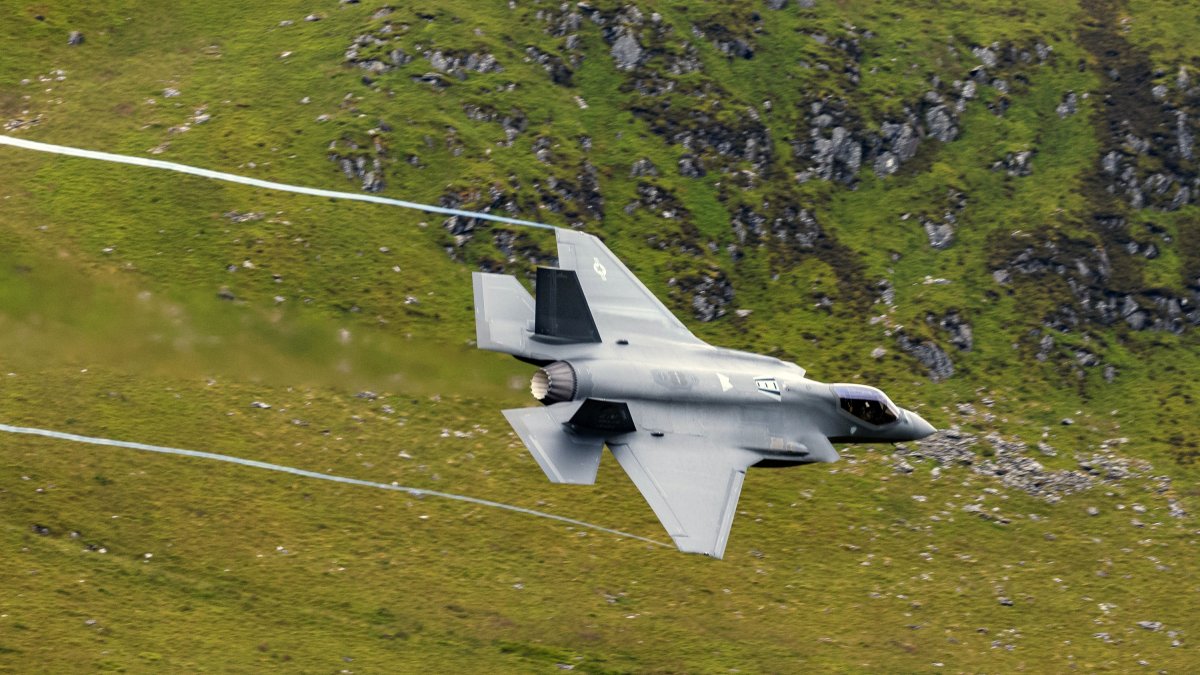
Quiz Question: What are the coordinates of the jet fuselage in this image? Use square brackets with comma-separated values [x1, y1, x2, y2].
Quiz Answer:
[531, 339, 934, 467]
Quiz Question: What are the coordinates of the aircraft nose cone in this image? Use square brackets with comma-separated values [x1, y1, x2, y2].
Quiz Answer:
[906, 411, 937, 440]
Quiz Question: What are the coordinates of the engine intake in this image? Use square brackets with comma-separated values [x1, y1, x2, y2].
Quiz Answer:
[531, 361, 577, 404]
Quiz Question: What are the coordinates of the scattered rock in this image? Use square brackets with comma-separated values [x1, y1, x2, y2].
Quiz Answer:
[896, 332, 954, 381]
[992, 150, 1035, 176]
[932, 311, 973, 350]
[223, 211, 264, 223]
[630, 158, 659, 177]
[922, 216, 955, 249]
[611, 30, 644, 71]
[328, 134, 388, 193]
[925, 105, 958, 142]
[671, 271, 735, 322]
[1056, 91, 1078, 117]
[902, 430, 1105, 500]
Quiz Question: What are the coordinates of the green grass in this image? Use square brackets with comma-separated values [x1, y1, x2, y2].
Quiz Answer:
[3, 0, 1200, 671]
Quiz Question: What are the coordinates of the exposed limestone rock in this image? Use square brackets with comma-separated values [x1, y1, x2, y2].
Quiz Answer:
[932, 311, 973, 351]
[462, 104, 527, 146]
[611, 29, 644, 71]
[328, 134, 388, 192]
[922, 216, 955, 249]
[898, 430, 1141, 501]
[993, 234, 1200, 334]
[630, 158, 659, 177]
[896, 332, 954, 381]
[730, 201, 822, 250]
[1056, 90, 1084, 117]
[670, 271, 736, 322]
[992, 150, 1035, 176]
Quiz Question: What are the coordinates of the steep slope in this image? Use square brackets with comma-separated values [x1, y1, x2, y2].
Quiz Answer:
[2, 0, 1198, 670]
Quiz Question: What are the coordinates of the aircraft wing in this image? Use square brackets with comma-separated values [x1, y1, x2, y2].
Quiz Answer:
[608, 436, 759, 559]
[553, 228, 706, 345]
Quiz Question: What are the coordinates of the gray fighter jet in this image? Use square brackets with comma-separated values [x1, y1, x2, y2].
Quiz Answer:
[474, 228, 936, 558]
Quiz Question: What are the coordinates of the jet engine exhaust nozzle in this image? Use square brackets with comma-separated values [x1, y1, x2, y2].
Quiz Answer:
[531, 361, 577, 404]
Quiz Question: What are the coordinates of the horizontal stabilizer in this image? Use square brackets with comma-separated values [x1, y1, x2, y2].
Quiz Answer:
[503, 403, 604, 485]
[535, 267, 601, 343]
[473, 272, 534, 356]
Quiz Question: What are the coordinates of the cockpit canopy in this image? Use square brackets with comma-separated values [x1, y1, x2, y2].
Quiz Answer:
[833, 384, 900, 426]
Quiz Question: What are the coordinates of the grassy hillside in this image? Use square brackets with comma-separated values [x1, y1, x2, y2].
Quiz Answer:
[2, 0, 1198, 671]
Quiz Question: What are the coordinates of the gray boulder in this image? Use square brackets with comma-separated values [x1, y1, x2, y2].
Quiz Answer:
[923, 217, 954, 249]
[611, 30, 643, 71]
[925, 105, 958, 142]
[1056, 91, 1078, 118]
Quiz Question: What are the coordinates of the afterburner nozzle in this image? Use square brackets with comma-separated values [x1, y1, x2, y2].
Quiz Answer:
[531, 361, 577, 404]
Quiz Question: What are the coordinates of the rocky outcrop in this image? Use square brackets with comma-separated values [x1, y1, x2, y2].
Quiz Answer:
[440, 186, 519, 249]
[630, 158, 659, 177]
[992, 232, 1200, 335]
[898, 429, 1155, 502]
[610, 29, 644, 71]
[922, 215, 955, 249]
[342, 11, 501, 85]
[992, 150, 1035, 176]
[328, 134, 389, 192]
[896, 332, 955, 381]
[554, 3, 773, 177]
[908, 189, 967, 250]
[631, 99, 773, 176]
[1081, 3, 1199, 211]
[932, 311, 973, 351]
[730, 202, 822, 251]
[1056, 91, 1078, 118]
[530, 160, 605, 225]
[625, 181, 689, 223]
[793, 38, 1052, 184]
[461, 104, 527, 146]
[525, 45, 573, 85]
[669, 270, 736, 322]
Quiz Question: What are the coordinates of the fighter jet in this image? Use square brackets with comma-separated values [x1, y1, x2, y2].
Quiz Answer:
[473, 227, 936, 558]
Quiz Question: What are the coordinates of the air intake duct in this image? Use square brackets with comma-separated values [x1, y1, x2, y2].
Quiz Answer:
[531, 361, 577, 404]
